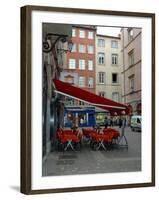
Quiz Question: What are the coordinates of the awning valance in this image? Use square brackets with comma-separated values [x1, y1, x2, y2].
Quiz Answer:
[53, 79, 129, 115]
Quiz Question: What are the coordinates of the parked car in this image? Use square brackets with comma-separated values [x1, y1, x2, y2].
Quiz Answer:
[130, 115, 142, 131]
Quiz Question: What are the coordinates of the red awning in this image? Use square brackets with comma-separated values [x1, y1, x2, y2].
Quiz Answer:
[53, 79, 129, 115]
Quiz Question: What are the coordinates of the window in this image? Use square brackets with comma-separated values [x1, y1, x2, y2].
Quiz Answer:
[129, 75, 135, 91]
[98, 39, 105, 47]
[128, 28, 133, 42]
[98, 72, 105, 84]
[99, 92, 105, 97]
[128, 50, 134, 66]
[98, 53, 105, 64]
[112, 92, 119, 102]
[79, 101, 85, 106]
[71, 44, 76, 52]
[65, 97, 75, 106]
[111, 40, 118, 48]
[112, 73, 118, 83]
[72, 28, 76, 37]
[88, 77, 94, 88]
[69, 59, 76, 69]
[112, 54, 118, 65]
[88, 60, 93, 70]
[79, 59, 85, 70]
[79, 76, 85, 87]
[88, 31, 94, 39]
[79, 30, 85, 38]
[79, 44, 86, 53]
[87, 45, 94, 54]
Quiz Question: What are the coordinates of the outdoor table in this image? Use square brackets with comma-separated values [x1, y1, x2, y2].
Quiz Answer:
[82, 128, 97, 144]
[91, 133, 113, 151]
[102, 128, 120, 143]
[56, 129, 81, 151]
[62, 133, 80, 151]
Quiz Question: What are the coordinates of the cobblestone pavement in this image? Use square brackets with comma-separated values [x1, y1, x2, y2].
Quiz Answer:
[43, 127, 141, 176]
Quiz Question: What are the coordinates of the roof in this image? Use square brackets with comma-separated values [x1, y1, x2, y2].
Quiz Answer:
[96, 34, 120, 39]
[72, 25, 97, 31]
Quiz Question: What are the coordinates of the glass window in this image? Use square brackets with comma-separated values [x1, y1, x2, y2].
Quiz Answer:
[79, 30, 85, 38]
[69, 59, 76, 69]
[112, 92, 119, 102]
[79, 101, 85, 106]
[98, 52, 105, 64]
[112, 54, 118, 65]
[72, 28, 76, 37]
[79, 59, 85, 70]
[65, 97, 75, 106]
[71, 44, 76, 52]
[79, 76, 85, 87]
[79, 44, 86, 53]
[88, 31, 94, 39]
[99, 92, 105, 97]
[128, 50, 134, 66]
[98, 72, 105, 84]
[98, 39, 105, 47]
[111, 40, 118, 48]
[88, 77, 94, 88]
[128, 29, 133, 42]
[112, 73, 118, 83]
[87, 45, 94, 54]
[88, 60, 93, 70]
[129, 75, 135, 91]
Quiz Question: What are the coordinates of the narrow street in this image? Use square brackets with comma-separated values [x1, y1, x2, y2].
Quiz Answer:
[43, 126, 141, 176]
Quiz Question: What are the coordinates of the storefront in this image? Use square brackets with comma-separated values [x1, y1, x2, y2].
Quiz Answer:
[95, 110, 108, 126]
[64, 107, 96, 128]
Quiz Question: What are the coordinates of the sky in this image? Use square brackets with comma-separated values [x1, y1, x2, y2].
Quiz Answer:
[97, 26, 122, 37]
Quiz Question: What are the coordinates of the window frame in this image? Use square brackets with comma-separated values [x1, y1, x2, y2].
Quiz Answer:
[98, 52, 105, 65]
[111, 40, 118, 48]
[112, 73, 118, 83]
[79, 29, 85, 38]
[69, 58, 76, 69]
[98, 72, 105, 84]
[79, 59, 85, 70]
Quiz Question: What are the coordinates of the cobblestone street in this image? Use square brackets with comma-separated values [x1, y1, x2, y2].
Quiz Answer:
[43, 127, 141, 176]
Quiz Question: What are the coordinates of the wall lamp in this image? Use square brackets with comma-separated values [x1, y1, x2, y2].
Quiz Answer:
[43, 33, 73, 53]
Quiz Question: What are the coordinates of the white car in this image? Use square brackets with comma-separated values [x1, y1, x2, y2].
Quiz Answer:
[130, 115, 142, 131]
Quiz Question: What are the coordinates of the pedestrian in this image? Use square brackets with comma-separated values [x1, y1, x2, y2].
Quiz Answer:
[119, 117, 122, 128]
[104, 116, 108, 128]
[110, 118, 113, 127]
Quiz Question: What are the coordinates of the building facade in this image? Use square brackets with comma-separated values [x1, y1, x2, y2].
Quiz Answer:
[42, 23, 72, 158]
[120, 28, 142, 115]
[60, 26, 96, 98]
[60, 26, 97, 127]
[95, 34, 122, 103]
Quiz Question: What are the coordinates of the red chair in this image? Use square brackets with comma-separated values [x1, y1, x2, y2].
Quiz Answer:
[56, 129, 81, 151]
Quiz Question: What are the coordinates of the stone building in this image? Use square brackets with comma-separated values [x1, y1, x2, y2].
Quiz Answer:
[95, 34, 122, 103]
[42, 23, 72, 157]
[120, 28, 142, 115]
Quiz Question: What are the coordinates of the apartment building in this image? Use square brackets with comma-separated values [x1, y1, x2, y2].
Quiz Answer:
[121, 28, 142, 115]
[96, 34, 122, 103]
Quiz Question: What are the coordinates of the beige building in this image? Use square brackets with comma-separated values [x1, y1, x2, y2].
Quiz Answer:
[95, 34, 122, 103]
[120, 28, 142, 115]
